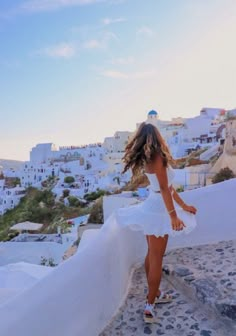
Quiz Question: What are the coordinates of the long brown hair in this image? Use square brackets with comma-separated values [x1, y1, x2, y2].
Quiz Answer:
[122, 122, 175, 175]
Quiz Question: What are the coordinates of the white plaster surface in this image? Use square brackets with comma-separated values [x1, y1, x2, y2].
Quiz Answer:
[0, 179, 235, 335]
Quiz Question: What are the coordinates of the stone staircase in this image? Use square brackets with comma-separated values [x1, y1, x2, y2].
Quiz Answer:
[100, 240, 236, 336]
[163, 240, 236, 325]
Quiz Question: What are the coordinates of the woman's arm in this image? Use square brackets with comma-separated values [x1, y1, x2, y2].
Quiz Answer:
[170, 185, 197, 214]
[169, 185, 186, 208]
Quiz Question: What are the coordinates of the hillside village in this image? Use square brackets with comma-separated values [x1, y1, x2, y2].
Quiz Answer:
[0, 107, 235, 218]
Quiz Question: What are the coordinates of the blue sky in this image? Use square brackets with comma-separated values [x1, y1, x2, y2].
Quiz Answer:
[1, 0, 236, 160]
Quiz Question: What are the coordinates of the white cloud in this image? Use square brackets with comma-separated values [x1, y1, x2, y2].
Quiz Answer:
[83, 39, 103, 49]
[20, 0, 105, 13]
[83, 31, 118, 49]
[102, 70, 128, 79]
[36, 43, 76, 58]
[137, 26, 154, 38]
[110, 57, 134, 65]
[102, 17, 126, 25]
[103, 31, 119, 42]
[101, 69, 156, 79]
[34, 29, 117, 58]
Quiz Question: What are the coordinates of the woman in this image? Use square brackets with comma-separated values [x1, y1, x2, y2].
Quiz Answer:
[121, 122, 197, 323]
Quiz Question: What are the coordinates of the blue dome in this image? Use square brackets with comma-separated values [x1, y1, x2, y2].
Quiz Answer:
[148, 110, 158, 116]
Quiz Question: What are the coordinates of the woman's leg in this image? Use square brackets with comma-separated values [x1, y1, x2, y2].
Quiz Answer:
[156, 234, 168, 296]
[146, 234, 169, 304]
[145, 234, 168, 283]
[144, 236, 149, 283]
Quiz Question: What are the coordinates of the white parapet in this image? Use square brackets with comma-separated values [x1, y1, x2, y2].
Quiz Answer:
[0, 179, 236, 335]
[103, 192, 140, 221]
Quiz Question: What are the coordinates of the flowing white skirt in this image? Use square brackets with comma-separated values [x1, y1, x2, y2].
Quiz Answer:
[115, 190, 197, 237]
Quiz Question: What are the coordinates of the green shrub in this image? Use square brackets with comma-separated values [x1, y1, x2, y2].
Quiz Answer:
[88, 197, 104, 224]
[40, 256, 57, 267]
[176, 185, 184, 192]
[31, 207, 53, 223]
[63, 189, 70, 198]
[5, 231, 19, 241]
[212, 167, 235, 184]
[35, 190, 55, 206]
[84, 189, 108, 202]
[12, 177, 21, 187]
[64, 176, 75, 184]
[68, 196, 80, 207]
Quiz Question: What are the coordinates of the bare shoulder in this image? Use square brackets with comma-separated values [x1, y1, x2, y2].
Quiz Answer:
[144, 154, 166, 174]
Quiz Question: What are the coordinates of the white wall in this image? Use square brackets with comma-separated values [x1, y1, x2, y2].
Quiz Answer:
[103, 131, 132, 153]
[103, 193, 141, 221]
[184, 116, 212, 140]
[103, 137, 114, 152]
[0, 217, 146, 336]
[201, 107, 223, 119]
[30, 143, 57, 164]
[103, 152, 124, 174]
[168, 178, 236, 248]
[0, 242, 66, 267]
[19, 163, 60, 188]
[0, 186, 25, 215]
[0, 180, 4, 191]
[0, 179, 236, 336]
[200, 143, 220, 160]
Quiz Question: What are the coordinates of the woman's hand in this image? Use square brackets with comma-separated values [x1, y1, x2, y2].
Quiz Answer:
[171, 216, 186, 231]
[182, 204, 197, 214]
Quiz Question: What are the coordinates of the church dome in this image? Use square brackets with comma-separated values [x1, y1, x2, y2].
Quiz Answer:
[148, 110, 158, 116]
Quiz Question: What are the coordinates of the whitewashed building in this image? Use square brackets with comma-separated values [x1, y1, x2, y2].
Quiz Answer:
[103, 131, 132, 153]
[30, 143, 58, 164]
[19, 163, 60, 188]
[0, 181, 25, 215]
[138, 109, 227, 158]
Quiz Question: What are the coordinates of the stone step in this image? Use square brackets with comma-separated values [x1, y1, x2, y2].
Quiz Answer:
[163, 240, 236, 326]
[100, 266, 233, 336]
[162, 263, 236, 326]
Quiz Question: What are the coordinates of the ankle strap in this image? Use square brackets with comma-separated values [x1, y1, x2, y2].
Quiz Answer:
[145, 303, 154, 311]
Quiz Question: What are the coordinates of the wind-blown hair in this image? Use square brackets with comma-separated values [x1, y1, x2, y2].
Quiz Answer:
[122, 122, 175, 175]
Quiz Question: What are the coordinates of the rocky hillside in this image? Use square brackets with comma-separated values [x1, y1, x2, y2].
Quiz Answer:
[0, 159, 24, 171]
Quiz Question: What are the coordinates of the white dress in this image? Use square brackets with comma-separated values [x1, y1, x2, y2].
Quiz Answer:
[115, 166, 197, 237]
